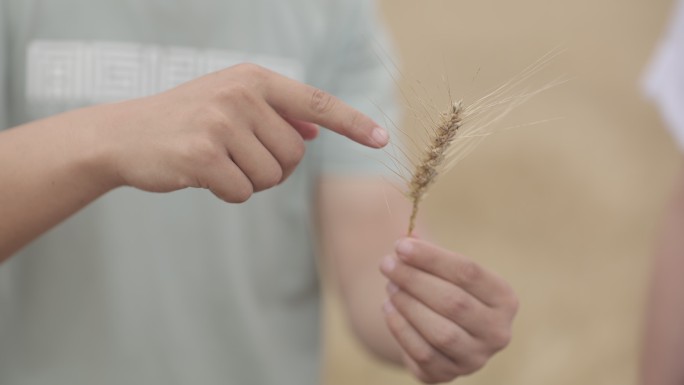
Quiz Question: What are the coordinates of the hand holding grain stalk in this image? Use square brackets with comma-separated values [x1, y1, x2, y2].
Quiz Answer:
[378, 52, 563, 383]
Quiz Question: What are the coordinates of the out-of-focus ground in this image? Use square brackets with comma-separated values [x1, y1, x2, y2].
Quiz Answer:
[324, 0, 682, 384]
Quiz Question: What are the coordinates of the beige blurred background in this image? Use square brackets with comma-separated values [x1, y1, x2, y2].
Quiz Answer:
[323, 0, 682, 384]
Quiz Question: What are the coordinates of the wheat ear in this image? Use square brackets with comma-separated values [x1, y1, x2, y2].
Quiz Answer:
[407, 101, 463, 235]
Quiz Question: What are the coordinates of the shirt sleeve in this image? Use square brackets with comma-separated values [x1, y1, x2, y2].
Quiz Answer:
[644, 0, 684, 151]
[307, 0, 402, 179]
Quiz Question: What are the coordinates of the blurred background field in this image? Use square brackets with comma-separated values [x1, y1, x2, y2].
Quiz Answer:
[324, 0, 682, 384]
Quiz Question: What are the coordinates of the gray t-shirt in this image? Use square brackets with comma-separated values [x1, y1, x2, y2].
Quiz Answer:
[0, 1, 398, 384]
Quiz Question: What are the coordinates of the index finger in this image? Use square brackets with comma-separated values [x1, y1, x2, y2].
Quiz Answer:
[394, 238, 513, 308]
[261, 71, 389, 148]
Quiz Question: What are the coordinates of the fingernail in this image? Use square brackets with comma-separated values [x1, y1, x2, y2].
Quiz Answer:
[381, 255, 396, 272]
[395, 238, 413, 257]
[383, 299, 396, 313]
[371, 127, 389, 147]
[387, 282, 399, 295]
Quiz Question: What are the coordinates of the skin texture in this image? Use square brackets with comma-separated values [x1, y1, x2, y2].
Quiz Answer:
[318, 177, 518, 384]
[0, 63, 387, 261]
[640, 167, 684, 385]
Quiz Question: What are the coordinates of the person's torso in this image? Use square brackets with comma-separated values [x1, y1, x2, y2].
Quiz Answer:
[0, 1, 352, 383]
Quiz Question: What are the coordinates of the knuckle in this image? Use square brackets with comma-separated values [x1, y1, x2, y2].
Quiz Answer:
[433, 325, 461, 348]
[291, 138, 306, 161]
[176, 174, 199, 189]
[269, 166, 285, 186]
[310, 88, 337, 115]
[233, 63, 267, 78]
[230, 181, 254, 203]
[398, 248, 418, 265]
[412, 347, 437, 366]
[488, 328, 512, 351]
[197, 107, 229, 136]
[349, 109, 363, 127]
[345, 110, 364, 136]
[211, 177, 253, 204]
[254, 166, 283, 191]
[444, 295, 472, 318]
[506, 290, 521, 315]
[493, 279, 520, 315]
[458, 260, 482, 284]
[281, 138, 306, 170]
[218, 83, 255, 104]
[187, 137, 223, 166]
[461, 355, 488, 375]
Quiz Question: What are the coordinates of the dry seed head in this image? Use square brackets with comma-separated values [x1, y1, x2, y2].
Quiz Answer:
[397, 48, 565, 235]
[407, 100, 463, 234]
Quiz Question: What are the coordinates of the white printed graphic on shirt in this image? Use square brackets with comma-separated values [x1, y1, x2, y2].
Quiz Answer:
[26, 40, 303, 104]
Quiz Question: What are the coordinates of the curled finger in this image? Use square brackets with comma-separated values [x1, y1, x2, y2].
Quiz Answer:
[389, 288, 489, 375]
[226, 131, 283, 192]
[381, 254, 497, 339]
[383, 299, 461, 382]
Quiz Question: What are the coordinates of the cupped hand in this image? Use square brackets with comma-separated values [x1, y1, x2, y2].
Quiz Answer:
[380, 238, 518, 383]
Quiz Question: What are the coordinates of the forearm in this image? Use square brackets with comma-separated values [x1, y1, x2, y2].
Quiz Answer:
[332, 251, 404, 364]
[0, 105, 119, 261]
[0, 64, 388, 264]
[641, 169, 684, 385]
[318, 176, 409, 364]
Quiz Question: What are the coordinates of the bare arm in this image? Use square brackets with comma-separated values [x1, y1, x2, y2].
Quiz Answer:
[0, 64, 388, 262]
[317, 176, 518, 383]
[641, 166, 684, 385]
[0, 106, 119, 261]
[317, 176, 408, 362]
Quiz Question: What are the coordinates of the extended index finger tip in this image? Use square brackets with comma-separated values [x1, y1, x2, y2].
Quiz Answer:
[371, 126, 390, 147]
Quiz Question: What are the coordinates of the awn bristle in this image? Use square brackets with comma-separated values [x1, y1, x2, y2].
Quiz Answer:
[398, 48, 565, 235]
[407, 101, 463, 235]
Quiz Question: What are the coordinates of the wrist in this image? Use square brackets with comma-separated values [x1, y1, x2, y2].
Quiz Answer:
[58, 103, 128, 193]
